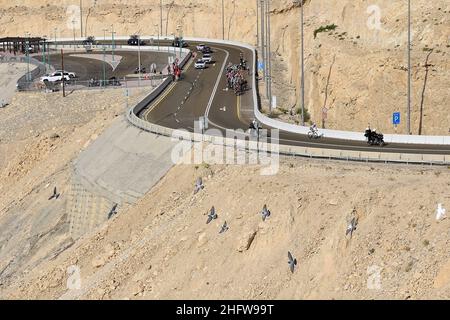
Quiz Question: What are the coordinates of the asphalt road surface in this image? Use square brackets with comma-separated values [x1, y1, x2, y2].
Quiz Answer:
[36, 51, 171, 81]
[42, 39, 450, 155]
[139, 41, 450, 155]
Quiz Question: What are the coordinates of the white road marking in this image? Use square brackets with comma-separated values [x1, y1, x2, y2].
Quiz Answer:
[205, 48, 229, 121]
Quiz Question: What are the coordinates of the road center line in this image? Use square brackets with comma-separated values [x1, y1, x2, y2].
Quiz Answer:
[205, 48, 229, 121]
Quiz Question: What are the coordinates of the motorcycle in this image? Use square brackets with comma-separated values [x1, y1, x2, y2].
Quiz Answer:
[134, 67, 147, 74]
[365, 129, 386, 146]
[248, 121, 262, 137]
[107, 77, 122, 86]
[88, 78, 101, 87]
[308, 128, 321, 139]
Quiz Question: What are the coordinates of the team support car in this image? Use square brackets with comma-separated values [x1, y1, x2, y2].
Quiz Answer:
[201, 46, 212, 54]
[54, 70, 77, 78]
[196, 44, 206, 51]
[195, 59, 207, 69]
[40, 71, 71, 83]
[172, 37, 188, 48]
[82, 36, 97, 46]
[128, 35, 146, 46]
[201, 54, 213, 63]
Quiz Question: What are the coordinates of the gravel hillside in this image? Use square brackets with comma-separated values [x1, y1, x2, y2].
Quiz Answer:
[2, 160, 449, 299]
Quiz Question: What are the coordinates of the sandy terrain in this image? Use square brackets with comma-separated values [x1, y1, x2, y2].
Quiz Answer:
[1, 159, 449, 300]
[0, 62, 36, 106]
[0, 87, 152, 289]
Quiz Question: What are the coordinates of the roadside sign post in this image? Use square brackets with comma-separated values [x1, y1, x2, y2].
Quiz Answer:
[322, 107, 328, 129]
[199, 116, 208, 135]
[393, 112, 401, 132]
[258, 61, 264, 78]
[271, 96, 277, 110]
[61, 49, 66, 97]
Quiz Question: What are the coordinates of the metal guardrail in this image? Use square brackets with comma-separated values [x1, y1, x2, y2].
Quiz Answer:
[17, 75, 168, 92]
[178, 37, 450, 146]
[0, 55, 49, 90]
[49, 37, 450, 165]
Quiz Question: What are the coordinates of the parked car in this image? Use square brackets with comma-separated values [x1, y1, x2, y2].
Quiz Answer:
[134, 66, 147, 74]
[40, 72, 71, 83]
[201, 54, 213, 64]
[107, 77, 121, 86]
[128, 35, 146, 46]
[54, 70, 77, 78]
[172, 37, 188, 48]
[82, 36, 97, 46]
[194, 59, 206, 69]
[23, 46, 34, 54]
[201, 46, 212, 54]
[196, 44, 206, 51]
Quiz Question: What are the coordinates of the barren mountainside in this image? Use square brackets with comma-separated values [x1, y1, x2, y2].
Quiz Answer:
[0, 0, 449, 301]
[0, 0, 449, 134]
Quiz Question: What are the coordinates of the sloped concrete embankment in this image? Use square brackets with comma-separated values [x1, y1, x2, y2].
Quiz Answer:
[67, 116, 177, 239]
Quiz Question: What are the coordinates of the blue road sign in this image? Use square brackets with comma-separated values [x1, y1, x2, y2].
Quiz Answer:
[393, 112, 401, 125]
[258, 61, 264, 71]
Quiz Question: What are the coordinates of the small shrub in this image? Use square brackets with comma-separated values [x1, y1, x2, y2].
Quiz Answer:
[202, 162, 210, 169]
[294, 106, 311, 123]
[314, 24, 338, 39]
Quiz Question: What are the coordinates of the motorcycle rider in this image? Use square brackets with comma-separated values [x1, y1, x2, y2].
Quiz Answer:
[310, 122, 318, 134]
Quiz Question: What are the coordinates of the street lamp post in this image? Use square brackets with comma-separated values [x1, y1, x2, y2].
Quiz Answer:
[111, 24, 116, 62]
[222, 0, 225, 40]
[155, 24, 160, 51]
[72, 19, 77, 44]
[292, 0, 305, 125]
[42, 37, 47, 74]
[407, 0, 411, 135]
[177, 25, 182, 58]
[102, 46, 106, 87]
[54, 27, 58, 51]
[80, 0, 83, 38]
[45, 35, 51, 72]
[138, 35, 141, 86]
[260, 0, 265, 83]
[266, 0, 272, 105]
[300, 1, 305, 125]
[25, 32, 31, 82]
[160, 0, 163, 36]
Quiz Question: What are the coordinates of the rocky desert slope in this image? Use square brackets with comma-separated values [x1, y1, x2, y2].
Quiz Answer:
[0, 0, 449, 134]
[1, 160, 449, 300]
[0, 87, 149, 291]
[0, 0, 449, 301]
